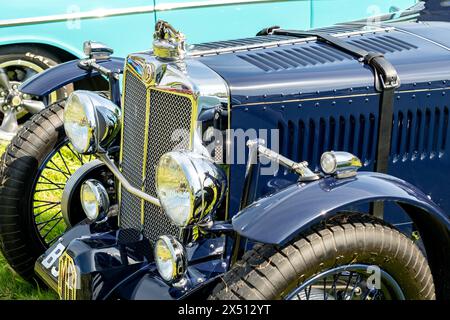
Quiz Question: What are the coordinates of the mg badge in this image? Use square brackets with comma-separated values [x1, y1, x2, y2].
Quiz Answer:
[58, 252, 78, 300]
[142, 63, 155, 83]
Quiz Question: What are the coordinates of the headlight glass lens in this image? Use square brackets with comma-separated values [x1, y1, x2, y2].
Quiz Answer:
[156, 154, 193, 227]
[64, 93, 95, 154]
[64, 91, 121, 155]
[320, 152, 337, 174]
[156, 151, 227, 228]
[80, 179, 110, 221]
[154, 235, 186, 282]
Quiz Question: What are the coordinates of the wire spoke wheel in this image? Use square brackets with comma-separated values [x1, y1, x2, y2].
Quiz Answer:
[32, 139, 94, 246]
[285, 264, 405, 300]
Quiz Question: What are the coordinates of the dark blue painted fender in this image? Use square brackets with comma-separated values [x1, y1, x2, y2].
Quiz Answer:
[233, 171, 449, 245]
[19, 57, 125, 97]
[232, 171, 450, 299]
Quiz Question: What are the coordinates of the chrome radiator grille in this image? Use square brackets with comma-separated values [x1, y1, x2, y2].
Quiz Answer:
[143, 90, 193, 243]
[120, 70, 193, 243]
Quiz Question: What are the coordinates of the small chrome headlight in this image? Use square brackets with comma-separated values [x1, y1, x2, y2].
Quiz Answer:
[80, 179, 110, 221]
[320, 151, 362, 178]
[155, 151, 227, 227]
[64, 91, 121, 154]
[154, 235, 186, 282]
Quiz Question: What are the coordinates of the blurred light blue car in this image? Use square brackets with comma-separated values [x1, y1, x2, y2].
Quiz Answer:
[0, 0, 416, 138]
[0, 0, 417, 58]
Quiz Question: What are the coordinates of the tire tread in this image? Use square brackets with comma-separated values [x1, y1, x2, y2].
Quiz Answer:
[209, 214, 435, 300]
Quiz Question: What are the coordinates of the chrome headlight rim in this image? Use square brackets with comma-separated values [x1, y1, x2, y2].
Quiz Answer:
[154, 235, 187, 282]
[63, 90, 121, 155]
[155, 150, 227, 228]
[64, 91, 98, 154]
[320, 151, 338, 175]
[80, 179, 110, 222]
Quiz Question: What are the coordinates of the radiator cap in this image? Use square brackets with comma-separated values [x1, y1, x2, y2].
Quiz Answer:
[153, 20, 186, 61]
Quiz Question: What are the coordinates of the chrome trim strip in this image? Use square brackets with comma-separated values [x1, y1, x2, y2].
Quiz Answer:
[98, 153, 161, 207]
[189, 26, 394, 56]
[156, 0, 294, 11]
[0, 0, 295, 27]
[0, 6, 154, 27]
[234, 93, 381, 107]
[234, 86, 450, 108]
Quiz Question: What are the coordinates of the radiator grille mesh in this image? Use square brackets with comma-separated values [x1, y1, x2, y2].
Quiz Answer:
[120, 72, 147, 232]
[143, 90, 193, 243]
[120, 69, 193, 244]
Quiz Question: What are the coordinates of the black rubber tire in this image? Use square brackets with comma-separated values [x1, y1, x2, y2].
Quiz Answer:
[209, 215, 435, 300]
[0, 45, 70, 99]
[0, 45, 71, 125]
[0, 101, 66, 281]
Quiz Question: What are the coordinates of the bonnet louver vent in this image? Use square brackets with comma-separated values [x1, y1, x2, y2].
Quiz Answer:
[278, 113, 377, 170]
[238, 44, 353, 72]
[348, 35, 418, 54]
[238, 35, 417, 72]
[391, 106, 449, 162]
[277, 106, 449, 170]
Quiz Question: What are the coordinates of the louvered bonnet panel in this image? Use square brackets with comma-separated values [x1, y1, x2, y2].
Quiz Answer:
[236, 34, 418, 72]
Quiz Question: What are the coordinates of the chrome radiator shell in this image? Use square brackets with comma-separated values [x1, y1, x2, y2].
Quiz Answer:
[119, 54, 229, 243]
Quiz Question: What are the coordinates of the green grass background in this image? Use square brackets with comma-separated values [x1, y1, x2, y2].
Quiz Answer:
[0, 140, 58, 300]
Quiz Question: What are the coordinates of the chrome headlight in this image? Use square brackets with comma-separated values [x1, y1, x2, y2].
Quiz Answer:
[80, 179, 110, 221]
[64, 91, 121, 154]
[154, 235, 186, 282]
[155, 151, 227, 227]
[320, 151, 362, 178]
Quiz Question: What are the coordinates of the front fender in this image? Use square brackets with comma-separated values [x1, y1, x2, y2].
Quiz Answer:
[233, 171, 450, 299]
[19, 57, 124, 97]
[233, 172, 449, 245]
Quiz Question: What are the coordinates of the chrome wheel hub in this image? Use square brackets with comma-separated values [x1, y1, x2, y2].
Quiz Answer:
[0, 65, 46, 140]
[285, 264, 405, 300]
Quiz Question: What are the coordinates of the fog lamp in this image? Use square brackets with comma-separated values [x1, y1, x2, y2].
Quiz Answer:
[154, 235, 187, 282]
[80, 179, 110, 221]
[320, 151, 362, 178]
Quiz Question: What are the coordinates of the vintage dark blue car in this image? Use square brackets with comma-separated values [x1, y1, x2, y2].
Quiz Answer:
[0, 7, 449, 300]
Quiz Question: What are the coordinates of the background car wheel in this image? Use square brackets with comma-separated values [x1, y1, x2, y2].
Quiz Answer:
[0, 101, 93, 281]
[0, 45, 71, 140]
[209, 214, 435, 300]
